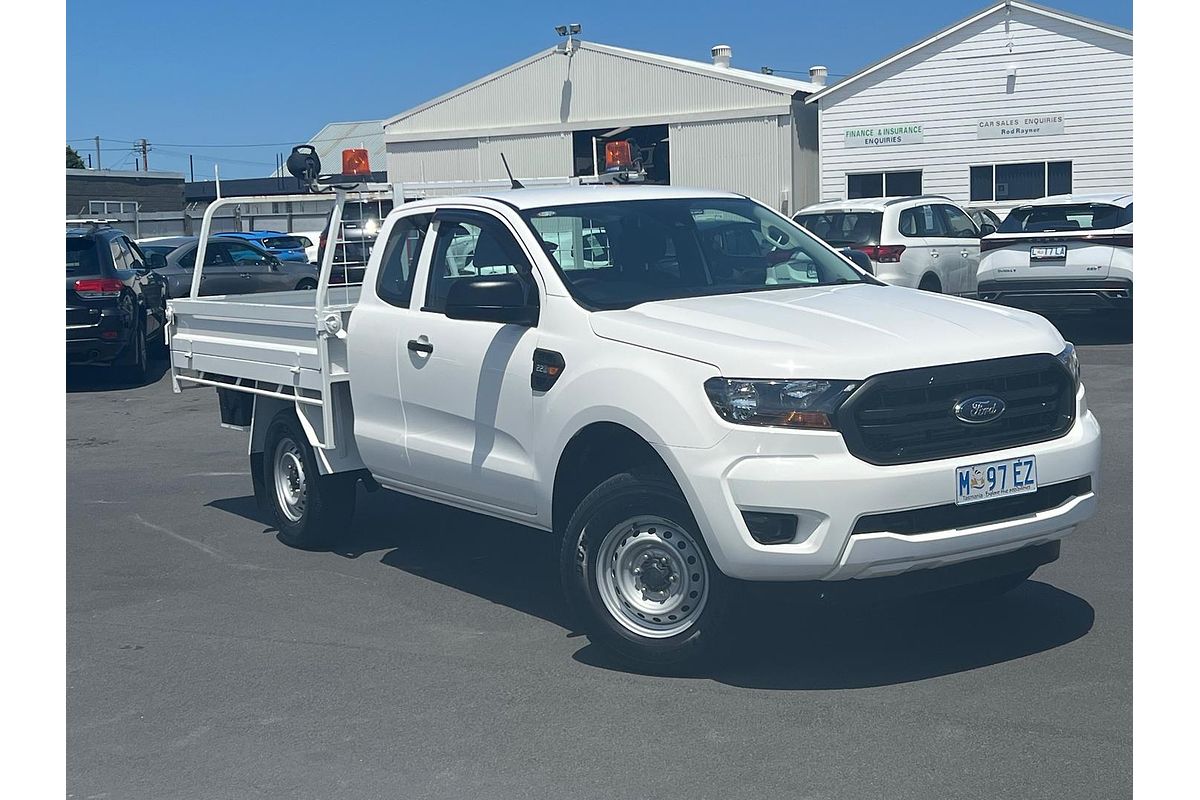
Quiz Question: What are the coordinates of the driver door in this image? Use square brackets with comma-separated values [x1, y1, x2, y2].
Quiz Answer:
[394, 210, 542, 515]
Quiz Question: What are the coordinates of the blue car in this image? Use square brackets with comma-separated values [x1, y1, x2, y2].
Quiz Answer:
[220, 231, 311, 263]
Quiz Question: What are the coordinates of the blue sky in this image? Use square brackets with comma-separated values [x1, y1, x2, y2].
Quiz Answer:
[66, 0, 1131, 179]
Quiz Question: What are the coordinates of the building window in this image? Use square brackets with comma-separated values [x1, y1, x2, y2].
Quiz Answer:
[847, 171, 922, 199]
[88, 200, 138, 215]
[970, 161, 1072, 202]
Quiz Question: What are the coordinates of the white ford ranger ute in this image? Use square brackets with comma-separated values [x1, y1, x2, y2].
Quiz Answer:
[169, 184, 1101, 668]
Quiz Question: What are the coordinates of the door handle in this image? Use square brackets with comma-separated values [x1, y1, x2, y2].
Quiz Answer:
[407, 339, 433, 355]
[961, 250, 971, 258]
[930, 250, 940, 258]
[240, 272, 252, 278]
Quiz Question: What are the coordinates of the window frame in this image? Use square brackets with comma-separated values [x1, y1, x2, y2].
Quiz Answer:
[846, 170, 923, 200]
[969, 160, 1073, 202]
[374, 213, 432, 309]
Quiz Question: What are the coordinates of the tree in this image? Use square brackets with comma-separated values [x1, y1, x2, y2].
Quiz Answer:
[66, 145, 86, 169]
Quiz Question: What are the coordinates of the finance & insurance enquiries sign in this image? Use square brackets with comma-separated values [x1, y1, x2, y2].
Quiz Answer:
[843, 124, 924, 148]
[977, 114, 1065, 139]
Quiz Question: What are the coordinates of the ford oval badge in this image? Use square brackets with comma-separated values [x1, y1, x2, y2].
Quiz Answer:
[954, 395, 1006, 424]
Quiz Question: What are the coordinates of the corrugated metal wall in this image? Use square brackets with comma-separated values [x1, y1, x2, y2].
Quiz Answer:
[816, 8, 1132, 208]
[387, 132, 572, 188]
[387, 138, 479, 183]
[670, 115, 792, 211]
[478, 132, 571, 180]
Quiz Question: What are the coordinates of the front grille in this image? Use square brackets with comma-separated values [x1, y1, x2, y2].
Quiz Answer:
[852, 477, 1091, 536]
[837, 354, 1076, 466]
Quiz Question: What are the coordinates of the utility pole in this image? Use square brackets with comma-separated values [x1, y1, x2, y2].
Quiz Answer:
[94, 136, 101, 170]
[140, 138, 150, 172]
[189, 154, 194, 182]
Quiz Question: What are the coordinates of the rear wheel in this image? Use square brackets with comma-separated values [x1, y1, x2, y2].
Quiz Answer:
[560, 472, 730, 671]
[296, 279, 317, 291]
[263, 412, 356, 549]
[119, 317, 149, 383]
[918, 274, 942, 293]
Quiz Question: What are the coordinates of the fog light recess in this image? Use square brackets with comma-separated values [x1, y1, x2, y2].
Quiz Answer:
[742, 511, 798, 545]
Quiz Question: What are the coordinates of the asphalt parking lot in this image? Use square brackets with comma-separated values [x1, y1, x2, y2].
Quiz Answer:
[66, 318, 1132, 800]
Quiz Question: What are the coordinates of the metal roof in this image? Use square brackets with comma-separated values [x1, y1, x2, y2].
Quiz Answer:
[806, 0, 1132, 105]
[383, 41, 821, 138]
[270, 119, 385, 177]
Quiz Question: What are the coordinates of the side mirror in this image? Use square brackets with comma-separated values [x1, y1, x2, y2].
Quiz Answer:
[444, 273, 538, 325]
[840, 248, 874, 274]
[267, 255, 282, 271]
[145, 252, 168, 269]
[979, 223, 997, 237]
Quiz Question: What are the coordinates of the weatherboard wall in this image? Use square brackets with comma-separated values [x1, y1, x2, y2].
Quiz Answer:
[814, 6, 1132, 209]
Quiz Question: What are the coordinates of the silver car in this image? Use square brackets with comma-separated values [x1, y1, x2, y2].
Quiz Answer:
[137, 236, 319, 298]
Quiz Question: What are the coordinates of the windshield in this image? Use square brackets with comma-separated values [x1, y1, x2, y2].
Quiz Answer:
[261, 236, 305, 250]
[794, 211, 883, 247]
[523, 198, 867, 310]
[998, 203, 1130, 233]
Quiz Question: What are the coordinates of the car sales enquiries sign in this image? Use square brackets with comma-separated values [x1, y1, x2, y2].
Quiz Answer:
[844, 124, 924, 148]
[977, 114, 1065, 139]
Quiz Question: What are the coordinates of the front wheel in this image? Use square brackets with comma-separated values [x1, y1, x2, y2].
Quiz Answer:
[560, 472, 730, 671]
[296, 279, 317, 291]
[263, 412, 356, 549]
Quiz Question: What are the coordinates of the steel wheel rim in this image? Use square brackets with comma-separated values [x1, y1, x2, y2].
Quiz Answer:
[272, 436, 307, 523]
[595, 515, 709, 639]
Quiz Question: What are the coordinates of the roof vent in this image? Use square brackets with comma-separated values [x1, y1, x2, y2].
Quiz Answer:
[711, 44, 732, 68]
[809, 65, 828, 86]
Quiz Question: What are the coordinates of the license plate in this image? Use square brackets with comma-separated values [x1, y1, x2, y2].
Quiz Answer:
[1030, 245, 1067, 260]
[956, 455, 1037, 505]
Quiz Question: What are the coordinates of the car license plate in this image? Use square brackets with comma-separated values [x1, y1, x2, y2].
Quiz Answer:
[1030, 245, 1067, 260]
[956, 456, 1037, 505]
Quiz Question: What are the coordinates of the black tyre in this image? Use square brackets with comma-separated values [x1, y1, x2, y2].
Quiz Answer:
[296, 279, 317, 291]
[560, 471, 730, 671]
[918, 274, 942, 293]
[262, 412, 356, 549]
[119, 317, 149, 383]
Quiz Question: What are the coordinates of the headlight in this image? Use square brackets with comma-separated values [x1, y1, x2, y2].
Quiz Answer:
[703, 378, 857, 429]
[1056, 342, 1080, 390]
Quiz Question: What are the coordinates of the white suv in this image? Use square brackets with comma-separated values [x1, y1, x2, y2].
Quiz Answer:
[795, 196, 986, 296]
[977, 193, 1132, 319]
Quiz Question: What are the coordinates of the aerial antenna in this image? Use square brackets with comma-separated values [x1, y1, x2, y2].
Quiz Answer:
[500, 152, 524, 189]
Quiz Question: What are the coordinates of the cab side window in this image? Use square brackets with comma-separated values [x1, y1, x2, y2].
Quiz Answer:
[425, 213, 531, 314]
[376, 214, 431, 307]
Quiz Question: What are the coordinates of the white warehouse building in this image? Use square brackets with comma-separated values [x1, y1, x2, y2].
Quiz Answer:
[382, 40, 824, 215]
[807, 0, 1131, 212]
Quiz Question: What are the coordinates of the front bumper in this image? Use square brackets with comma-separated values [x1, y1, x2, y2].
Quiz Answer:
[977, 278, 1132, 312]
[658, 391, 1101, 582]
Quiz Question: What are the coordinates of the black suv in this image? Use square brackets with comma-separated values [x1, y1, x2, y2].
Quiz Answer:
[66, 225, 167, 380]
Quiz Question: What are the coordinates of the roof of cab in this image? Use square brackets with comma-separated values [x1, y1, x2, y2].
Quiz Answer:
[406, 184, 745, 212]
